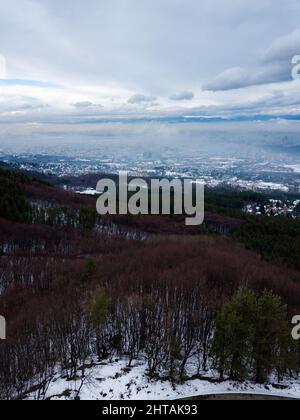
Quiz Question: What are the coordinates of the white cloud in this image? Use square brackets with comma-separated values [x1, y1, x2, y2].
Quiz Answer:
[263, 29, 300, 65]
[128, 94, 157, 104]
[169, 91, 194, 101]
[73, 101, 103, 113]
[0, 1, 300, 121]
[204, 28, 300, 91]
[203, 64, 290, 91]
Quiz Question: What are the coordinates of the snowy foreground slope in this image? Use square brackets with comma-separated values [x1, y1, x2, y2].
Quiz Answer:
[26, 359, 300, 400]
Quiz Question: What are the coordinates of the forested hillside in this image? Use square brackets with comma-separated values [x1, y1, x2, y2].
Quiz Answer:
[0, 167, 300, 400]
[203, 188, 300, 270]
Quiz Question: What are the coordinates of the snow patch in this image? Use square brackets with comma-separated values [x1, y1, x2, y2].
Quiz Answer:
[26, 359, 300, 401]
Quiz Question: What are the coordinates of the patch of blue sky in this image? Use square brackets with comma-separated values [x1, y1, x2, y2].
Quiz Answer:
[0, 79, 62, 89]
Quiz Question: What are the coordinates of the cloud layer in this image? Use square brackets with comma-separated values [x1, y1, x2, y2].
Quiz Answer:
[169, 92, 195, 101]
[205, 29, 300, 91]
[0, 0, 300, 122]
[128, 94, 157, 104]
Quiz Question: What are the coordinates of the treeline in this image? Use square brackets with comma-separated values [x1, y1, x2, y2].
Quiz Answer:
[205, 188, 266, 214]
[3, 163, 300, 272]
[200, 188, 300, 271]
[31, 202, 99, 230]
[0, 166, 100, 229]
[203, 210, 300, 271]
[213, 289, 297, 383]
[1, 236, 300, 399]
[0, 177, 31, 223]
[236, 216, 300, 270]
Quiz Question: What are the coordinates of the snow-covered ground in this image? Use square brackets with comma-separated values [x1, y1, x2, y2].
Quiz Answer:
[26, 359, 300, 400]
[75, 188, 99, 195]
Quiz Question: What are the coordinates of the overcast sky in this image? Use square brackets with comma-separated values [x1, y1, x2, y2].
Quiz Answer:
[1, 0, 300, 122]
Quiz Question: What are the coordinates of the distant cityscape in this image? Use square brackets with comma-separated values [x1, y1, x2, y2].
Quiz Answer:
[244, 199, 300, 218]
[2, 149, 300, 195]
